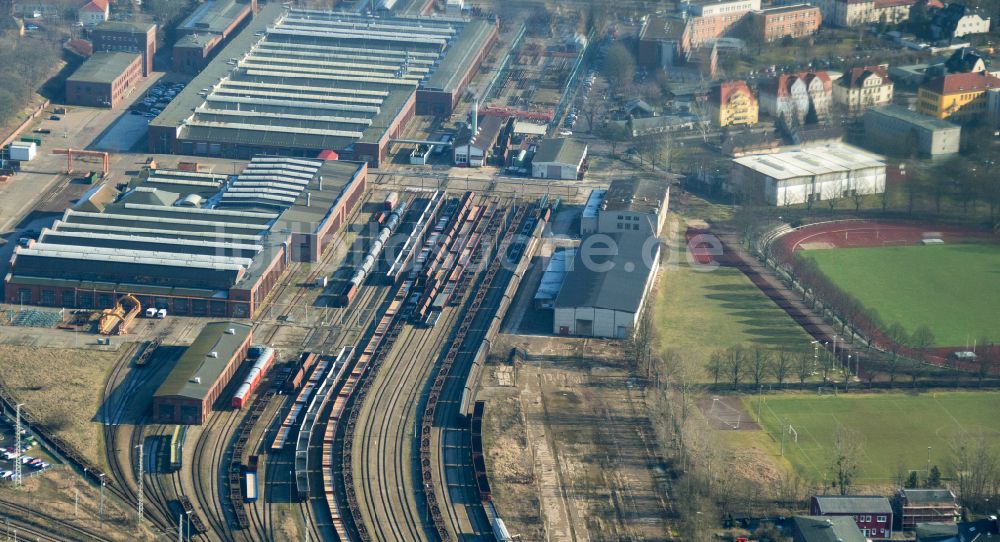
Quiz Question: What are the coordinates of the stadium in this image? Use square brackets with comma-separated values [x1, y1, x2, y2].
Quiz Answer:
[772, 220, 1000, 358]
[148, 4, 498, 166]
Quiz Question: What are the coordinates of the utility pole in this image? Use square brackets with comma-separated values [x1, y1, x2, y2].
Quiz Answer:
[136, 444, 144, 522]
[14, 404, 23, 488]
[756, 385, 763, 423]
[74, 488, 79, 518]
[99, 473, 106, 527]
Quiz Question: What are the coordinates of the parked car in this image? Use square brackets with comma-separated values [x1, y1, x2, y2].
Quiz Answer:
[49, 115, 60, 121]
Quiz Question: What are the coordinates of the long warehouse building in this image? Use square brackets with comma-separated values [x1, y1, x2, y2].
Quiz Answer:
[4, 157, 366, 318]
[152, 321, 253, 425]
[148, 4, 498, 166]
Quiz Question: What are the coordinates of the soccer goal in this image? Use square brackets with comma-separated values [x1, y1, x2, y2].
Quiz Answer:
[817, 385, 838, 397]
[709, 396, 742, 430]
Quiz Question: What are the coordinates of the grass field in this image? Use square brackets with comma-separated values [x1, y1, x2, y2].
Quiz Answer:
[747, 391, 1000, 483]
[654, 236, 814, 370]
[800, 244, 1000, 346]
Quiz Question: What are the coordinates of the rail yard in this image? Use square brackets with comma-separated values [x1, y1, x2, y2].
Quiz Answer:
[0, 0, 679, 540]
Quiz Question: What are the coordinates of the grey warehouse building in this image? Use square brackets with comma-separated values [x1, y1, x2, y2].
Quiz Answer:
[863, 104, 961, 157]
[148, 4, 498, 166]
[552, 232, 661, 339]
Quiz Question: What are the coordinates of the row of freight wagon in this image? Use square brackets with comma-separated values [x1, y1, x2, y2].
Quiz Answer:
[231, 347, 276, 409]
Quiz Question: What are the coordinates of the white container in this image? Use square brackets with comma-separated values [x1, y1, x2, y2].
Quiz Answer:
[10, 142, 36, 162]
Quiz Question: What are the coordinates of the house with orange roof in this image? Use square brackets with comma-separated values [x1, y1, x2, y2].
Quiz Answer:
[709, 80, 759, 127]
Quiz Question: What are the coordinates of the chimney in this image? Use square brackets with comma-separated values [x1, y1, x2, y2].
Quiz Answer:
[472, 97, 479, 136]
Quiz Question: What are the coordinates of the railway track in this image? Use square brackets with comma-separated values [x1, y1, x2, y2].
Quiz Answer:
[0, 500, 116, 542]
[99, 343, 176, 533]
[422, 204, 539, 541]
[345, 197, 506, 542]
[189, 409, 241, 542]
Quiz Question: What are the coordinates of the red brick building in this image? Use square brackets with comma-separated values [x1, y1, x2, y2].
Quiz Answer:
[152, 322, 252, 425]
[172, 0, 256, 74]
[90, 20, 157, 76]
[811, 496, 893, 539]
[750, 4, 821, 42]
[65, 51, 143, 108]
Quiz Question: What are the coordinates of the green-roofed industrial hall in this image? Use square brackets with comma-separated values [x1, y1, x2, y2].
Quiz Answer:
[65, 51, 144, 108]
[153, 321, 252, 424]
[148, 4, 498, 166]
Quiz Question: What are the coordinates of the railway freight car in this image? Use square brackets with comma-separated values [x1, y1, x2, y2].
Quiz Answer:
[339, 200, 408, 305]
[231, 347, 276, 409]
[383, 191, 399, 211]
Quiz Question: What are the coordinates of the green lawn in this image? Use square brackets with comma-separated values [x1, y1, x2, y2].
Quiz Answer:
[800, 244, 1000, 346]
[654, 239, 814, 372]
[747, 391, 1000, 483]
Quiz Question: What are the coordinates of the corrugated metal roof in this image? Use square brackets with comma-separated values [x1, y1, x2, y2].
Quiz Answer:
[534, 248, 574, 302]
[733, 144, 884, 180]
[582, 189, 606, 220]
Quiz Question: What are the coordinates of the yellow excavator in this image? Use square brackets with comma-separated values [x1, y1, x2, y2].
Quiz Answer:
[97, 294, 141, 336]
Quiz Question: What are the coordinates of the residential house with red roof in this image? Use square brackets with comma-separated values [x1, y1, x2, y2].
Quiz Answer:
[79, 0, 108, 26]
[760, 71, 833, 123]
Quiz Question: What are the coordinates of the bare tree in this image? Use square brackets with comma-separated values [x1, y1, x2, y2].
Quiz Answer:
[771, 349, 793, 386]
[602, 42, 636, 90]
[885, 323, 910, 385]
[948, 434, 1000, 513]
[748, 347, 772, 387]
[707, 349, 725, 385]
[831, 426, 864, 495]
[910, 325, 936, 363]
[976, 339, 995, 385]
[795, 351, 812, 384]
[725, 345, 748, 388]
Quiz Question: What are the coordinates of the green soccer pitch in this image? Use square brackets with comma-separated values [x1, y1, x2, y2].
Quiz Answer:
[746, 392, 1000, 482]
[799, 244, 1000, 346]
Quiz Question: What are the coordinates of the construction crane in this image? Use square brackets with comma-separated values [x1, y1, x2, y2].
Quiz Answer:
[97, 294, 141, 336]
[52, 148, 109, 176]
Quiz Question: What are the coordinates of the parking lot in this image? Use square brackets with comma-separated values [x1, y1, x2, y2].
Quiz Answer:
[129, 80, 186, 119]
[0, 418, 52, 482]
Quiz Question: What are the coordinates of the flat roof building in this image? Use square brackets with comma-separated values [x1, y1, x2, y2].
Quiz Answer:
[731, 144, 886, 206]
[149, 5, 498, 166]
[65, 51, 144, 108]
[5, 157, 366, 318]
[173, 0, 256, 74]
[553, 232, 661, 339]
[597, 178, 670, 236]
[152, 321, 252, 424]
[90, 20, 157, 76]
[531, 138, 588, 180]
[864, 104, 960, 157]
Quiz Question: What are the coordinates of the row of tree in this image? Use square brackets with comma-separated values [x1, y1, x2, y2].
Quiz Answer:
[705, 345, 834, 388]
[0, 36, 60, 130]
